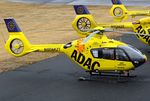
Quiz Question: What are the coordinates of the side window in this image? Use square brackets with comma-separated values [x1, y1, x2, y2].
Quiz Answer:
[102, 48, 115, 60]
[91, 48, 115, 60]
[91, 49, 99, 58]
[115, 49, 129, 61]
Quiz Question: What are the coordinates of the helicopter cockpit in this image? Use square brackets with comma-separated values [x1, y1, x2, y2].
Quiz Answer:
[91, 45, 146, 68]
[119, 45, 146, 67]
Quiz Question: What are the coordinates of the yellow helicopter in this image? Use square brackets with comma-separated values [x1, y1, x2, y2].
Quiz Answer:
[110, 0, 150, 22]
[72, 5, 150, 46]
[4, 18, 147, 80]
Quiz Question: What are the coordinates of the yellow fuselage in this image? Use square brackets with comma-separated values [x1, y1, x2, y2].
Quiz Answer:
[5, 32, 136, 72]
[62, 35, 135, 71]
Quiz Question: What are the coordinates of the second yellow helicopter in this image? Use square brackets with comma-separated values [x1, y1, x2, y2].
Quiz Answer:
[72, 5, 150, 46]
[110, 0, 150, 22]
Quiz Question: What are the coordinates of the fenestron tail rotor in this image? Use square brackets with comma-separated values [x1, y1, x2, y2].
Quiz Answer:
[72, 5, 98, 36]
[77, 17, 91, 32]
[10, 39, 24, 54]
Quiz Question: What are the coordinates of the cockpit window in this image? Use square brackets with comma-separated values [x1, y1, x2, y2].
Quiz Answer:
[128, 45, 142, 54]
[115, 49, 129, 61]
[119, 45, 143, 60]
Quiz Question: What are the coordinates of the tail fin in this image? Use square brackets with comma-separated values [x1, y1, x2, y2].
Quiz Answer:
[72, 5, 98, 37]
[74, 5, 90, 15]
[4, 18, 32, 57]
[4, 18, 21, 32]
[110, 0, 128, 22]
[111, 0, 122, 5]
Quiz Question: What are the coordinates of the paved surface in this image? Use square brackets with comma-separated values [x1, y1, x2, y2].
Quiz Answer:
[0, 35, 150, 101]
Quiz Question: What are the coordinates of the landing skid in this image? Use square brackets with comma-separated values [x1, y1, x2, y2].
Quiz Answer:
[78, 71, 136, 82]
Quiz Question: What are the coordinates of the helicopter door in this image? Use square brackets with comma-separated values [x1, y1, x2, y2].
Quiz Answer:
[91, 48, 130, 71]
[115, 48, 130, 70]
[91, 48, 117, 71]
[99, 48, 117, 70]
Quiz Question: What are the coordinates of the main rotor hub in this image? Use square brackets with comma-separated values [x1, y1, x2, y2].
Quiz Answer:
[14, 44, 20, 49]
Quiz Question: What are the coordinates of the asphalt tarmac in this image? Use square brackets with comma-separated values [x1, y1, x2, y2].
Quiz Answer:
[0, 35, 150, 101]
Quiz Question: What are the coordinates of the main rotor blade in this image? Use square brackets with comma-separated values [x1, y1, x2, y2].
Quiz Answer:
[83, 30, 100, 44]
[112, 30, 150, 36]
[104, 28, 150, 36]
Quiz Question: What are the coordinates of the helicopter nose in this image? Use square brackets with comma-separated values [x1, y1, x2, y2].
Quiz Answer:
[134, 54, 147, 68]
[144, 55, 147, 62]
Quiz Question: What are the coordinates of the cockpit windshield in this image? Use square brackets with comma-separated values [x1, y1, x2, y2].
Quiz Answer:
[91, 45, 146, 67]
[119, 45, 143, 60]
[128, 45, 142, 54]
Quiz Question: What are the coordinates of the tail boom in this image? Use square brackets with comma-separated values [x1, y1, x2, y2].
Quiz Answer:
[30, 44, 64, 52]
[4, 18, 65, 57]
[99, 22, 133, 29]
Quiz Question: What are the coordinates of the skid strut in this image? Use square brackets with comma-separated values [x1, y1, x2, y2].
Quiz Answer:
[78, 71, 136, 81]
